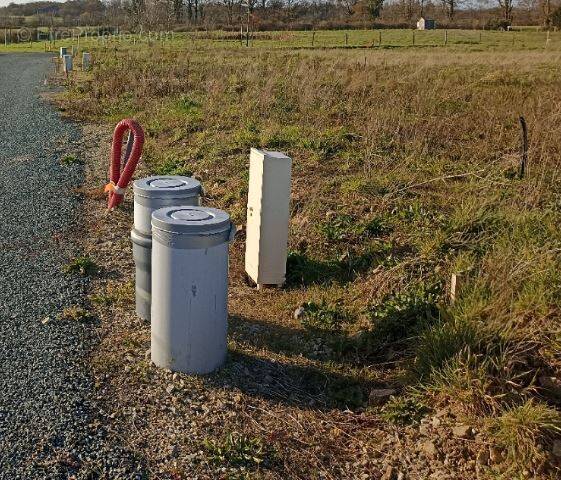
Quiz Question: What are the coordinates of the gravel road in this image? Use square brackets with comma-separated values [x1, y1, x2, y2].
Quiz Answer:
[0, 54, 142, 478]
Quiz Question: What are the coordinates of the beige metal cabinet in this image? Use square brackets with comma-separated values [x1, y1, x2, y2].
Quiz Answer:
[245, 148, 292, 288]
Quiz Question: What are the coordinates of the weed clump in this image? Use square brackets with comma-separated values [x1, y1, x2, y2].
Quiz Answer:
[381, 395, 430, 425]
[58, 305, 91, 322]
[298, 301, 348, 331]
[204, 433, 267, 468]
[60, 154, 81, 165]
[63, 256, 98, 276]
[369, 285, 441, 346]
[490, 401, 561, 469]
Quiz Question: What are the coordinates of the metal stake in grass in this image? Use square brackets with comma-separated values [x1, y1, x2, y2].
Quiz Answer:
[519, 116, 528, 179]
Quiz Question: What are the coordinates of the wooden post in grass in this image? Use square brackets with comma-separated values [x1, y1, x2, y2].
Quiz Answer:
[450, 272, 462, 305]
[412, 30, 415, 45]
[345, 32, 348, 46]
[546, 30, 550, 48]
[312, 31, 315, 47]
[379, 30, 382, 46]
[479, 31, 482, 43]
[444, 30, 448, 45]
[519, 116, 528, 178]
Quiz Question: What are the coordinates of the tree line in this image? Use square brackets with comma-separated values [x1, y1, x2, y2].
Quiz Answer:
[0, 0, 559, 30]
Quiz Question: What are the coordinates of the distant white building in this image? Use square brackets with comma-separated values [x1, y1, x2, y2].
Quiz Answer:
[417, 18, 436, 30]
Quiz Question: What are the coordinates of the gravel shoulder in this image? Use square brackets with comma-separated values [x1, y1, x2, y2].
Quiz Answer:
[0, 53, 142, 479]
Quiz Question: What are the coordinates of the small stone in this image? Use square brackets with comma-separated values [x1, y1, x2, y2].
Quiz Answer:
[552, 440, 561, 459]
[144, 348, 151, 360]
[421, 440, 438, 458]
[452, 424, 473, 439]
[381, 465, 397, 480]
[368, 388, 397, 407]
[397, 473, 404, 480]
[41, 317, 50, 325]
[169, 445, 179, 458]
[293, 306, 305, 320]
[184, 453, 197, 462]
[172, 373, 179, 381]
[476, 448, 489, 466]
[435, 409, 448, 418]
[431, 416, 441, 428]
[419, 424, 429, 436]
[264, 374, 273, 383]
[166, 384, 175, 394]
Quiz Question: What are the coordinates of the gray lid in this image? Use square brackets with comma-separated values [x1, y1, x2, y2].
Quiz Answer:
[152, 206, 230, 235]
[133, 176, 201, 199]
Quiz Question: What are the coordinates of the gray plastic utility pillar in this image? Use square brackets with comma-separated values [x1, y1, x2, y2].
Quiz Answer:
[131, 176, 201, 320]
[151, 206, 235, 374]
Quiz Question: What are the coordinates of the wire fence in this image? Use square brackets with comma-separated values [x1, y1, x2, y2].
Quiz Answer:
[0, 27, 559, 51]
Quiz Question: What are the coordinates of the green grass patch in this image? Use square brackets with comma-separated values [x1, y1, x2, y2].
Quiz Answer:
[63, 256, 98, 276]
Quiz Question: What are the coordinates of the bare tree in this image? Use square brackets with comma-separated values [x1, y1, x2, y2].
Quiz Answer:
[497, 0, 514, 21]
[339, 0, 360, 16]
[173, 0, 183, 20]
[542, 0, 552, 27]
[441, 0, 456, 19]
[221, 0, 238, 24]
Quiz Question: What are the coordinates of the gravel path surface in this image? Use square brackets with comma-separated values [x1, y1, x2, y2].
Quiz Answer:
[0, 54, 142, 479]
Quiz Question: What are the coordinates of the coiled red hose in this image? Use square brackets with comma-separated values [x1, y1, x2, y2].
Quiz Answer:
[105, 118, 145, 210]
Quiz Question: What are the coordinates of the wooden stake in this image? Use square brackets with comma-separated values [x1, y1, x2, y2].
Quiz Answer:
[519, 116, 528, 178]
[450, 272, 462, 305]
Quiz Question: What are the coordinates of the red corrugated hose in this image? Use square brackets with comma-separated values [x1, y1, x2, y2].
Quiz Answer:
[105, 118, 145, 210]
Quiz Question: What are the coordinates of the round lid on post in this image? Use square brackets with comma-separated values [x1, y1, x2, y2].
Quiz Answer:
[133, 176, 201, 199]
[152, 206, 231, 235]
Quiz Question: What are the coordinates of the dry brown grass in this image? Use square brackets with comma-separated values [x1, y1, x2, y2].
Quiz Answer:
[58, 41, 561, 478]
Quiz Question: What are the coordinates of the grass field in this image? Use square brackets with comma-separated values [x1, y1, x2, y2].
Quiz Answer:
[1, 27, 561, 53]
[52, 30, 561, 478]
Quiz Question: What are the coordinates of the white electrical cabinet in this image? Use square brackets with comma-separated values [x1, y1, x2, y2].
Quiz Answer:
[245, 148, 292, 288]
